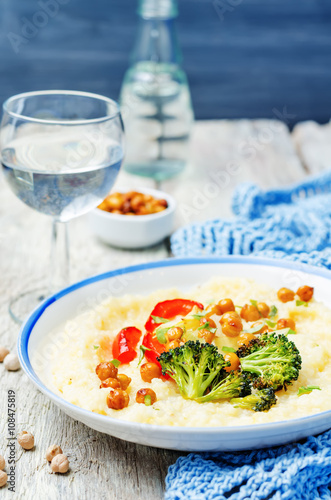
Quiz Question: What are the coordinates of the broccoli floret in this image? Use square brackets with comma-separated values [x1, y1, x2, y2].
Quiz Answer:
[237, 332, 302, 391]
[230, 388, 277, 412]
[196, 370, 251, 403]
[157, 341, 251, 402]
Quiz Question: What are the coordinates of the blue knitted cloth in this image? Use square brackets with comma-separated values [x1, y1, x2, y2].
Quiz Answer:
[166, 171, 331, 499]
[166, 432, 331, 500]
[171, 170, 331, 268]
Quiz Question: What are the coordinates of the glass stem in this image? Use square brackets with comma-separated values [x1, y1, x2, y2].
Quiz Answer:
[154, 179, 162, 190]
[49, 220, 70, 295]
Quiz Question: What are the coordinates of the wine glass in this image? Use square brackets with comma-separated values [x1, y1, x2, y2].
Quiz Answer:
[0, 90, 124, 323]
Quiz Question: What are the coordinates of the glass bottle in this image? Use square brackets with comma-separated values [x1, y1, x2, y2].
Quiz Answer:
[119, 0, 194, 182]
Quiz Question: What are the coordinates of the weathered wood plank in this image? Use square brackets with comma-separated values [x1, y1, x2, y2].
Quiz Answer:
[164, 119, 306, 224]
[292, 121, 331, 174]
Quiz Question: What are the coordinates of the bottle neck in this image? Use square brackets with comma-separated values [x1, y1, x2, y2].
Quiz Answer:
[138, 0, 178, 19]
[132, 1, 181, 65]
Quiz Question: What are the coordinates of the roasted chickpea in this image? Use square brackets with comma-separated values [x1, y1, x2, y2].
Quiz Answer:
[218, 299, 235, 314]
[154, 204, 164, 213]
[4, 353, 20, 371]
[140, 362, 162, 383]
[136, 206, 148, 215]
[198, 329, 215, 344]
[277, 318, 296, 331]
[124, 191, 139, 200]
[136, 388, 157, 405]
[106, 389, 130, 410]
[237, 333, 256, 347]
[257, 302, 270, 318]
[144, 202, 154, 214]
[297, 286, 314, 302]
[0, 346, 9, 363]
[277, 287, 295, 303]
[130, 194, 145, 211]
[122, 199, 132, 214]
[98, 200, 110, 211]
[220, 312, 243, 337]
[46, 445, 63, 463]
[199, 317, 216, 329]
[96, 362, 118, 381]
[18, 431, 34, 450]
[51, 454, 70, 474]
[167, 340, 181, 350]
[156, 199, 168, 208]
[224, 352, 240, 372]
[167, 327, 184, 342]
[105, 193, 124, 211]
[100, 377, 121, 389]
[0, 470, 7, 488]
[117, 374, 132, 390]
[99, 191, 168, 216]
[240, 304, 260, 322]
[206, 304, 223, 317]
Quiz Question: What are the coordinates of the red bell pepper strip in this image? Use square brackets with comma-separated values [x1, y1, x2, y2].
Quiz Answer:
[142, 332, 167, 364]
[145, 299, 204, 333]
[143, 299, 204, 376]
[141, 332, 171, 379]
[112, 326, 142, 364]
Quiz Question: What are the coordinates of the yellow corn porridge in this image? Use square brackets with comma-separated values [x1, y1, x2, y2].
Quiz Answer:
[48, 278, 331, 427]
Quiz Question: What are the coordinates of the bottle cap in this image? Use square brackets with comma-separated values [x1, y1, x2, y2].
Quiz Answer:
[138, 0, 178, 19]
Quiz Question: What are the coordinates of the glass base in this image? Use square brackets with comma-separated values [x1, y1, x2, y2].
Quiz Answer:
[124, 160, 186, 182]
[9, 288, 47, 325]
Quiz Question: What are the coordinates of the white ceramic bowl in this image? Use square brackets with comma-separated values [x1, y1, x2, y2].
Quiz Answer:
[88, 187, 176, 249]
[18, 257, 331, 452]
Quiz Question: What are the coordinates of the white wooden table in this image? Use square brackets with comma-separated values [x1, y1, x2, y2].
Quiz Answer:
[0, 119, 328, 500]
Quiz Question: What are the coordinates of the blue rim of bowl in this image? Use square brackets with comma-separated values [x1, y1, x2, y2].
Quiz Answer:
[18, 256, 331, 435]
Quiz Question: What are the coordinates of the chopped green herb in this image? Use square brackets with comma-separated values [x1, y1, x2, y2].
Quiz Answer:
[156, 327, 169, 344]
[205, 299, 215, 305]
[242, 322, 266, 334]
[197, 322, 217, 335]
[269, 305, 278, 318]
[276, 328, 296, 336]
[235, 305, 243, 309]
[138, 345, 152, 366]
[144, 395, 152, 406]
[198, 322, 209, 330]
[298, 386, 321, 396]
[222, 346, 236, 353]
[265, 320, 277, 329]
[151, 315, 170, 324]
[250, 299, 263, 317]
[192, 313, 206, 319]
[153, 407, 160, 411]
[111, 359, 121, 368]
[93, 345, 99, 350]
[296, 300, 308, 308]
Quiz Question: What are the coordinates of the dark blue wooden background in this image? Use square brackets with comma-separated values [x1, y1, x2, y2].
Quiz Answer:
[1, 0, 331, 126]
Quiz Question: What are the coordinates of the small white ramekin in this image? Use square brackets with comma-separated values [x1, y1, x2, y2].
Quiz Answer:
[88, 187, 176, 249]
